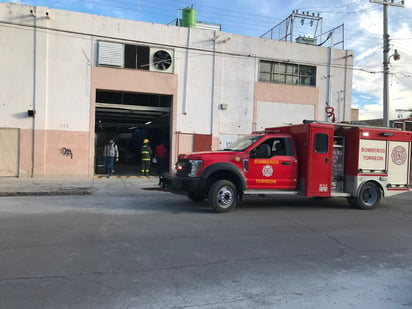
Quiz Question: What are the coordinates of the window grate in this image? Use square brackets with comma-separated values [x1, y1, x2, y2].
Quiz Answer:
[259, 60, 316, 87]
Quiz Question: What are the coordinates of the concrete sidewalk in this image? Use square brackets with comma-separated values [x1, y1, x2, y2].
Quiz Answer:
[0, 176, 160, 196]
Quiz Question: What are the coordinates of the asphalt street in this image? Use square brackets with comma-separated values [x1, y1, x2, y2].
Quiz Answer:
[0, 179, 411, 308]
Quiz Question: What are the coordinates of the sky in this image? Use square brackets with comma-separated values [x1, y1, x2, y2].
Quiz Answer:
[4, 0, 412, 120]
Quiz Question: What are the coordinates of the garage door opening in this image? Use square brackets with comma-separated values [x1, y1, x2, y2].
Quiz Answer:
[95, 90, 171, 177]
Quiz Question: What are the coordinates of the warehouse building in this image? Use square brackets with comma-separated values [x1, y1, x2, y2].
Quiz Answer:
[0, 3, 353, 178]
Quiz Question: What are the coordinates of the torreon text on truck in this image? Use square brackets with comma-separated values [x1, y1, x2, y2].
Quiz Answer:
[164, 121, 412, 213]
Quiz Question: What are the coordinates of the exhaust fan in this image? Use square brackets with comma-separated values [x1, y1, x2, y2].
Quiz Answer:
[150, 48, 174, 73]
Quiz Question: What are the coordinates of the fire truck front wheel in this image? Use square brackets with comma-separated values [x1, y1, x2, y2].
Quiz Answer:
[349, 182, 382, 210]
[208, 180, 238, 213]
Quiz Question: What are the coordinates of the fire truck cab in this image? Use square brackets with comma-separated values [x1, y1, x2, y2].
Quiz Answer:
[165, 122, 412, 213]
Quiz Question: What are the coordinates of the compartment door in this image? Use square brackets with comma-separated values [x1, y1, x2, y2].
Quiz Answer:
[387, 141, 410, 186]
[306, 127, 334, 196]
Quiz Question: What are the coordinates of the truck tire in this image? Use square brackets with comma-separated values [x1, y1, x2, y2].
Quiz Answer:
[349, 182, 381, 210]
[187, 192, 205, 202]
[208, 180, 237, 213]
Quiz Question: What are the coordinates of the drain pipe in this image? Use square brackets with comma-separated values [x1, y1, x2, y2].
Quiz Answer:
[325, 33, 333, 121]
[342, 49, 350, 121]
[30, 7, 37, 177]
[210, 31, 217, 139]
[181, 27, 191, 115]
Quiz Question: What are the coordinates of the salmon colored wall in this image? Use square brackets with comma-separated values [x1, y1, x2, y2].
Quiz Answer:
[19, 129, 90, 178]
[44, 130, 90, 177]
[176, 133, 193, 157]
[92, 66, 178, 95]
[254, 82, 319, 129]
[19, 129, 32, 177]
[255, 82, 319, 104]
[211, 136, 221, 151]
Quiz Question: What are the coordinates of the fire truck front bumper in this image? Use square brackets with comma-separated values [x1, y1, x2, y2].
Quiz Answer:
[162, 173, 204, 194]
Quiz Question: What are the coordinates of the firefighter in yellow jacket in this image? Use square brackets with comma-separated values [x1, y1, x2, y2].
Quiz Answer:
[140, 139, 153, 175]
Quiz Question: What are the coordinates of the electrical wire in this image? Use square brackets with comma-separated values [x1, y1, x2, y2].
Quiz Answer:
[2, 1, 410, 75]
[0, 17, 386, 74]
[13, 0, 407, 39]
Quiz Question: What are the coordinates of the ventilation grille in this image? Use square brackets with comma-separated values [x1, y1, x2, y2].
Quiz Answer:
[97, 41, 124, 67]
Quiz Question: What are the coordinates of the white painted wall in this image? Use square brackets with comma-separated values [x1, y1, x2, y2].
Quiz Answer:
[0, 9, 36, 130]
[0, 4, 92, 132]
[46, 35, 92, 131]
[217, 54, 256, 135]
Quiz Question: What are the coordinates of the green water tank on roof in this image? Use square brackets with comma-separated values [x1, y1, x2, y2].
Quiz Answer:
[182, 7, 196, 28]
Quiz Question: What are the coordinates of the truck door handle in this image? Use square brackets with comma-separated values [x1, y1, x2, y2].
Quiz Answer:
[325, 158, 329, 164]
[282, 161, 290, 165]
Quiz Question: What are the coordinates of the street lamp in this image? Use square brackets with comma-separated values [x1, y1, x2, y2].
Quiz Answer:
[392, 49, 401, 61]
[383, 48, 401, 127]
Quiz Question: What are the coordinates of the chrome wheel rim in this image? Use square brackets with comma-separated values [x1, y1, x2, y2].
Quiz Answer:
[217, 186, 234, 208]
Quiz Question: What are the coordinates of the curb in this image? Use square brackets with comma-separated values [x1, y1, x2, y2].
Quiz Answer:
[0, 188, 94, 197]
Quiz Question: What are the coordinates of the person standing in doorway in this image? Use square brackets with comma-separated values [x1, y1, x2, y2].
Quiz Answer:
[103, 139, 119, 178]
[155, 141, 167, 185]
[140, 139, 152, 176]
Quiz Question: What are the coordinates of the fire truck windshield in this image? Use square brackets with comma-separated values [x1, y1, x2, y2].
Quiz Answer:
[223, 135, 263, 151]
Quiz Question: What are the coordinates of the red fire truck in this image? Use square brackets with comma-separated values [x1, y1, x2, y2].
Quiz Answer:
[165, 121, 412, 213]
[393, 118, 412, 131]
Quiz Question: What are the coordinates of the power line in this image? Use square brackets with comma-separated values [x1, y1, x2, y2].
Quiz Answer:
[0, 18, 356, 71]
[1, 2, 409, 77]
[7, 0, 408, 60]
[14, 0, 407, 40]
[394, 75, 412, 89]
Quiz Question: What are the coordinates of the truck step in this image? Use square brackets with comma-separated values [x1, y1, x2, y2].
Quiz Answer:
[244, 190, 299, 196]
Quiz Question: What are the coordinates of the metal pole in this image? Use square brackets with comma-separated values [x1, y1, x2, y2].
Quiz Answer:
[383, 2, 390, 127]
[370, 0, 404, 127]
[325, 32, 334, 121]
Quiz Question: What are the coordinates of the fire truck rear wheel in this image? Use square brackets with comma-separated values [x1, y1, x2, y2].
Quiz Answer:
[351, 182, 381, 210]
[208, 180, 237, 213]
[187, 192, 206, 202]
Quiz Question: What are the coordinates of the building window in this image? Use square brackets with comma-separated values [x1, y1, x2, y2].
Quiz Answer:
[97, 41, 150, 70]
[124, 44, 150, 70]
[259, 60, 316, 87]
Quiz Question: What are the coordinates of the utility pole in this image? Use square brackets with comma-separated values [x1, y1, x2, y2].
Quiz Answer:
[369, 0, 404, 127]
